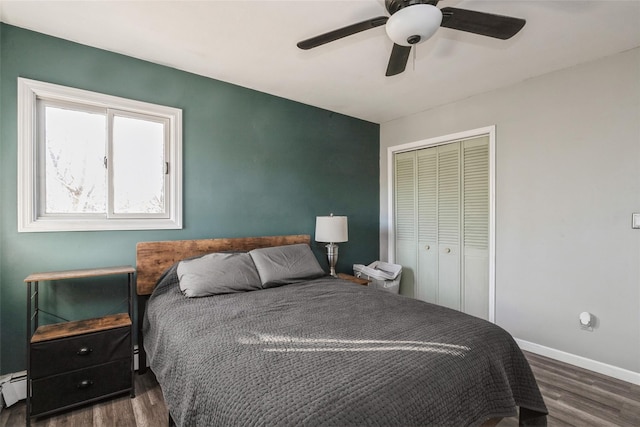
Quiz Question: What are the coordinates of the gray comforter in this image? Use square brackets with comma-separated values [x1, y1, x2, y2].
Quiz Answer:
[144, 267, 547, 426]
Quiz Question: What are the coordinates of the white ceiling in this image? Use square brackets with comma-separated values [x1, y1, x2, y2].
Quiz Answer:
[1, 0, 639, 124]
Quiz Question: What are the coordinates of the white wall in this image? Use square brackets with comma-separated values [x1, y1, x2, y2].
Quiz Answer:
[380, 48, 640, 376]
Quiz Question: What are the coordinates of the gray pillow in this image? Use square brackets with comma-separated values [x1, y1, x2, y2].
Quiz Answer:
[177, 252, 261, 297]
[249, 243, 325, 288]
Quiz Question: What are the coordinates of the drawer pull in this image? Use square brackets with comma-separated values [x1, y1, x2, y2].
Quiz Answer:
[77, 379, 94, 389]
[77, 347, 93, 356]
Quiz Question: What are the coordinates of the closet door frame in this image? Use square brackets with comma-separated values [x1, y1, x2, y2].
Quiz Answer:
[387, 126, 496, 322]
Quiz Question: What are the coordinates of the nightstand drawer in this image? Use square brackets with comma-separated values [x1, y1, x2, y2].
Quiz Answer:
[31, 327, 130, 378]
[30, 359, 131, 416]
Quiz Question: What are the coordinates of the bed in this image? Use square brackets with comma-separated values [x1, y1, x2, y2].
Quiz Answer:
[136, 235, 547, 426]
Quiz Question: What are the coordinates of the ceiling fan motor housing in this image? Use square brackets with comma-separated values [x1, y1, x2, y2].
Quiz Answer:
[385, 2, 443, 46]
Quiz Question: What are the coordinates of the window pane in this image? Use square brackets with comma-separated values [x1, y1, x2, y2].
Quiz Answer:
[112, 115, 165, 214]
[44, 106, 106, 213]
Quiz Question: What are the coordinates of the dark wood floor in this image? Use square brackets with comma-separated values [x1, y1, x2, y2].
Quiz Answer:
[505, 352, 640, 427]
[2, 351, 639, 426]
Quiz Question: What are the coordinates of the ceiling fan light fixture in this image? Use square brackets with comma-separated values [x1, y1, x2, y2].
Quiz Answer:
[385, 4, 443, 46]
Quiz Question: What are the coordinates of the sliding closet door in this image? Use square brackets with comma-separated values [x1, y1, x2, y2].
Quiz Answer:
[393, 135, 489, 319]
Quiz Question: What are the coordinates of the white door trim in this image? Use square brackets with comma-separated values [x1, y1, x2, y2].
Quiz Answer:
[386, 125, 496, 322]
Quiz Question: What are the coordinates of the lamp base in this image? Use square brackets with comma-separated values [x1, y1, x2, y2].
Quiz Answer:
[325, 243, 339, 277]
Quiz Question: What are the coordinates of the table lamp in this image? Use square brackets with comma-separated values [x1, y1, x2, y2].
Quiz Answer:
[315, 214, 348, 277]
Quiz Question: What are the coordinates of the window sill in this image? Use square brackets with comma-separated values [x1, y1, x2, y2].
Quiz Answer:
[18, 217, 182, 233]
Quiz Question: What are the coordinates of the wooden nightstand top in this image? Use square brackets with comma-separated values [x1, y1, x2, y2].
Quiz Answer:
[25, 266, 135, 282]
[337, 273, 371, 286]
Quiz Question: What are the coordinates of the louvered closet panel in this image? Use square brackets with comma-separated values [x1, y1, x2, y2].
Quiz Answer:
[462, 137, 490, 319]
[436, 143, 461, 311]
[393, 135, 489, 318]
[416, 148, 438, 303]
[394, 151, 417, 297]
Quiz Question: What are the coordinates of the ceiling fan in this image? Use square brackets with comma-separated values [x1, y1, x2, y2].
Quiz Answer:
[297, 0, 526, 77]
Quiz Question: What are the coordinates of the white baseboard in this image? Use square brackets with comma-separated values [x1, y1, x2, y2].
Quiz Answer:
[515, 338, 640, 386]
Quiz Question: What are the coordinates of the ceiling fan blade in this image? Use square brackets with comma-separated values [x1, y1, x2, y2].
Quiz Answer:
[297, 16, 389, 50]
[440, 7, 525, 40]
[385, 44, 412, 76]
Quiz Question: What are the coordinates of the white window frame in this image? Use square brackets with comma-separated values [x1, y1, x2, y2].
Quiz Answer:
[18, 78, 183, 232]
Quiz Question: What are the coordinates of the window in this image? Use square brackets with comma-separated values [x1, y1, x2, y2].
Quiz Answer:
[18, 78, 182, 232]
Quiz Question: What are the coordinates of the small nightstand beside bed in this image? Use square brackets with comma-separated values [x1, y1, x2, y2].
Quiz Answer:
[136, 235, 547, 426]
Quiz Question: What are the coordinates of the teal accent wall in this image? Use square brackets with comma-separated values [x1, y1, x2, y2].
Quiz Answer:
[0, 24, 380, 374]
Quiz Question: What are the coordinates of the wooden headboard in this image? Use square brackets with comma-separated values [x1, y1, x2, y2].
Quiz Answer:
[135, 234, 310, 296]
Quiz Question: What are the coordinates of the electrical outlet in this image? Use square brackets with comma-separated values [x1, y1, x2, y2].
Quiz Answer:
[579, 312, 595, 331]
[633, 213, 640, 229]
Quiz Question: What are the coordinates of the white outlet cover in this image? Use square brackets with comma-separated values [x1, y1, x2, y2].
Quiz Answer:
[579, 311, 592, 326]
[633, 213, 640, 229]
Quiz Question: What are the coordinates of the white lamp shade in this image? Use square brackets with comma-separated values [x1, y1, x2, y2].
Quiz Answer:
[315, 216, 348, 243]
[385, 4, 443, 46]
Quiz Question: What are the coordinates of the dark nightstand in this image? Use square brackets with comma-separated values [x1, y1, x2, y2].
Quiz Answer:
[25, 266, 135, 426]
